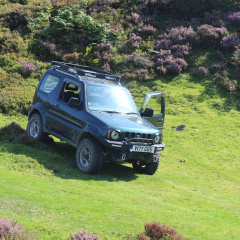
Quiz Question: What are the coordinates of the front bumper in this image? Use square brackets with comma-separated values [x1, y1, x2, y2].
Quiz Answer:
[98, 138, 164, 161]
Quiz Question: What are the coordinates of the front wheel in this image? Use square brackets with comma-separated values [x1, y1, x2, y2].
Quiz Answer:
[76, 138, 103, 174]
[27, 113, 46, 141]
[132, 156, 159, 175]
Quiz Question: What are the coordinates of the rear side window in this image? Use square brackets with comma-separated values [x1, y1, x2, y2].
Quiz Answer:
[39, 74, 60, 93]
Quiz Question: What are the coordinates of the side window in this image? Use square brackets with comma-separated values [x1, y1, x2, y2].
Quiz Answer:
[59, 80, 81, 105]
[39, 74, 60, 94]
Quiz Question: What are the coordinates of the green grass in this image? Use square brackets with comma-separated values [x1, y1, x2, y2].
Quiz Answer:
[0, 74, 240, 239]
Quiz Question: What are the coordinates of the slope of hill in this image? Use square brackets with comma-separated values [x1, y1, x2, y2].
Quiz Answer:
[0, 75, 240, 239]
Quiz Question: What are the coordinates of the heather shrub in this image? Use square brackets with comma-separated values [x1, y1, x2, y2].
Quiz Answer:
[121, 71, 137, 81]
[4, 8, 29, 31]
[155, 39, 173, 51]
[152, 50, 188, 75]
[93, 42, 114, 70]
[138, 24, 157, 39]
[135, 68, 153, 82]
[130, 33, 142, 42]
[220, 35, 240, 50]
[0, 28, 27, 54]
[152, 49, 172, 62]
[127, 33, 142, 50]
[196, 24, 227, 48]
[121, 69, 153, 82]
[19, 61, 38, 77]
[0, 217, 38, 240]
[209, 62, 226, 73]
[30, 40, 61, 61]
[153, 27, 196, 74]
[88, 0, 117, 16]
[131, 12, 140, 24]
[126, 53, 154, 68]
[165, 26, 199, 46]
[88, 4, 119, 29]
[213, 70, 238, 93]
[226, 11, 240, 26]
[69, 230, 102, 240]
[134, 222, 188, 240]
[195, 66, 209, 77]
[203, 10, 225, 27]
[171, 44, 190, 58]
[29, 61, 50, 80]
[135, 233, 150, 240]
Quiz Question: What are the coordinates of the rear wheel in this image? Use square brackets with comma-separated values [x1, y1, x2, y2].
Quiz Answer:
[76, 138, 103, 174]
[27, 113, 47, 141]
[132, 156, 159, 175]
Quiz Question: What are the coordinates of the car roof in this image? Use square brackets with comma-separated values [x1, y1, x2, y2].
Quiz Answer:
[49, 67, 121, 87]
[50, 61, 121, 86]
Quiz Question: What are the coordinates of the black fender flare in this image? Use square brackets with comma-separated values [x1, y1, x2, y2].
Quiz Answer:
[76, 125, 102, 147]
[28, 103, 47, 131]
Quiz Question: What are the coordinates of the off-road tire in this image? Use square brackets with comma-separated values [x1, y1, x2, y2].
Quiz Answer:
[76, 138, 103, 174]
[132, 157, 159, 175]
[27, 113, 47, 141]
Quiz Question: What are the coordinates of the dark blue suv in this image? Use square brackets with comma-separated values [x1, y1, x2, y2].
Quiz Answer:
[27, 61, 165, 175]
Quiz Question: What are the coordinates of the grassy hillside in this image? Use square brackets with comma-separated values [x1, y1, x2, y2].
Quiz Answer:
[0, 75, 240, 239]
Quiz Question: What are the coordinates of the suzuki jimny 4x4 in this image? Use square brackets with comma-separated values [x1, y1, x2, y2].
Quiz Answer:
[27, 61, 165, 175]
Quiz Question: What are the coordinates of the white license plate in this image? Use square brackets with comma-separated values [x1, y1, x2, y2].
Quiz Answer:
[132, 145, 155, 153]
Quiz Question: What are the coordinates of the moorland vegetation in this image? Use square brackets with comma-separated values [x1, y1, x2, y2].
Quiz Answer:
[0, 0, 240, 115]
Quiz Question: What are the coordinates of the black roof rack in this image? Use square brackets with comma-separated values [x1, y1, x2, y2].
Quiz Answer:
[51, 61, 121, 83]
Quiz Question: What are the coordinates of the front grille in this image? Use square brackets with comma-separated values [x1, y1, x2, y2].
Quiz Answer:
[125, 132, 152, 139]
[123, 132, 154, 143]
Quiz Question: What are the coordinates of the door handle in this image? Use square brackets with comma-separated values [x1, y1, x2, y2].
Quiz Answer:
[54, 104, 60, 109]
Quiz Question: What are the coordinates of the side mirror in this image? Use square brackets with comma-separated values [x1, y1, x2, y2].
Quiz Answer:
[68, 97, 81, 109]
[141, 107, 154, 117]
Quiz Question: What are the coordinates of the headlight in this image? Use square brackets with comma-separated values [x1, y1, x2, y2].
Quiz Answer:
[154, 134, 161, 144]
[111, 130, 120, 140]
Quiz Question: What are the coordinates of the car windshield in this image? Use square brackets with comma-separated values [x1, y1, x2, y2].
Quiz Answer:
[87, 85, 138, 114]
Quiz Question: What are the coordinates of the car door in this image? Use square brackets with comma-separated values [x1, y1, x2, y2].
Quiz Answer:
[139, 92, 165, 129]
[48, 79, 84, 145]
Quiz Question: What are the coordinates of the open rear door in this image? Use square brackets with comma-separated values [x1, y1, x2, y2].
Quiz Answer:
[139, 92, 165, 129]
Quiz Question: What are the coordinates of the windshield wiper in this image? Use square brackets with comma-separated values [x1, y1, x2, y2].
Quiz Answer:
[102, 110, 121, 114]
[125, 112, 138, 115]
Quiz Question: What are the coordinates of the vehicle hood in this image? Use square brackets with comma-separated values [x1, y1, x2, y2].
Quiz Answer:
[90, 111, 160, 133]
